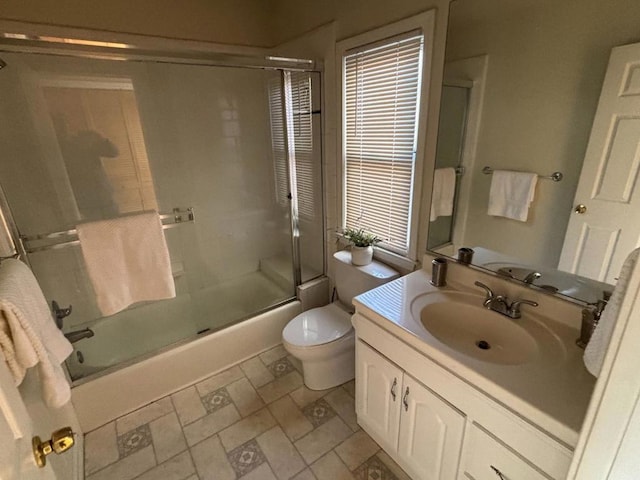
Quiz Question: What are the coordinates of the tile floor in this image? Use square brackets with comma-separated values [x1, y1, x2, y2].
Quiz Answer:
[84, 345, 412, 480]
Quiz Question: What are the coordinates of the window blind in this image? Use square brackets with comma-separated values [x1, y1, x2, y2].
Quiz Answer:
[268, 73, 316, 218]
[344, 34, 423, 253]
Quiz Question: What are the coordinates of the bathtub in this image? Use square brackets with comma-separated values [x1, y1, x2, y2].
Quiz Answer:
[66, 271, 292, 381]
[71, 300, 302, 431]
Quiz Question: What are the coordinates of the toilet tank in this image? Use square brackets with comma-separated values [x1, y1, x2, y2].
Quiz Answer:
[332, 250, 400, 308]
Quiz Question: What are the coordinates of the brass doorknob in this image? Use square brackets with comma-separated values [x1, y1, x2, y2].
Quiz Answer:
[33, 427, 75, 468]
[574, 204, 587, 214]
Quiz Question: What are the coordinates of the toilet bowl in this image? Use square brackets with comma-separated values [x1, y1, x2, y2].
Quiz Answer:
[283, 251, 399, 390]
[282, 302, 355, 390]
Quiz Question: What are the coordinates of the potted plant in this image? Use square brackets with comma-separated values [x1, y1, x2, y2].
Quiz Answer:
[342, 228, 381, 266]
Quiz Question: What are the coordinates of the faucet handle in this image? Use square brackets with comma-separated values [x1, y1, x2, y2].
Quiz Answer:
[508, 298, 539, 318]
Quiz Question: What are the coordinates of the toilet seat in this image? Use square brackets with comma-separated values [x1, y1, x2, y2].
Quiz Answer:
[282, 303, 352, 348]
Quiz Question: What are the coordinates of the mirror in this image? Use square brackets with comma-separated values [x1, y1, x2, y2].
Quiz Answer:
[428, 0, 640, 304]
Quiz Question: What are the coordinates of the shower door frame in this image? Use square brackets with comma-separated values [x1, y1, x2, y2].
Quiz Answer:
[0, 28, 325, 382]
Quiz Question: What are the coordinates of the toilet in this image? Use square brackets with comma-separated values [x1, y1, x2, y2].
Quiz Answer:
[283, 250, 399, 390]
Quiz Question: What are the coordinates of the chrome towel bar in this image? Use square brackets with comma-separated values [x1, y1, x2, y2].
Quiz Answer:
[482, 166, 563, 182]
[22, 208, 194, 254]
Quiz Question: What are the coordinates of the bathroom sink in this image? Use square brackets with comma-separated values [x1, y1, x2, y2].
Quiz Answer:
[410, 292, 539, 365]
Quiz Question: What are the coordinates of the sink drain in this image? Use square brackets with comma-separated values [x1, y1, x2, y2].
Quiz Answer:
[476, 340, 491, 350]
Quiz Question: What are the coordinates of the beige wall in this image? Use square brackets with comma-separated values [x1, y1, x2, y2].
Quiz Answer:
[446, 0, 640, 268]
[272, 0, 447, 43]
[0, 0, 274, 46]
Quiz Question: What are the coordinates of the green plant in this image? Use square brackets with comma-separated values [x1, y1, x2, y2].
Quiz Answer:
[342, 228, 382, 247]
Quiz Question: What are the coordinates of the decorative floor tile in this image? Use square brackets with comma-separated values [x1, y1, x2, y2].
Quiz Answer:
[302, 398, 337, 428]
[259, 345, 289, 365]
[87, 345, 412, 480]
[267, 357, 296, 378]
[353, 455, 399, 480]
[117, 424, 152, 459]
[201, 386, 232, 414]
[227, 439, 267, 477]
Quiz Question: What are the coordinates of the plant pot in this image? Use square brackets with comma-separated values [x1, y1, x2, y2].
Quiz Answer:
[351, 245, 374, 266]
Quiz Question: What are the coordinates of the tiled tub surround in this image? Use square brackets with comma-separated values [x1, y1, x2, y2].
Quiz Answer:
[84, 345, 410, 480]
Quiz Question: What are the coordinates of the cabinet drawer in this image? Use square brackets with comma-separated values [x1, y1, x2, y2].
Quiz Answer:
[461, 424, 551, 480]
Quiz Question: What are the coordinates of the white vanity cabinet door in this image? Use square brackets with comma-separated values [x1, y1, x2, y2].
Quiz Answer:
[355, 341, 403, 452]
[461, 424, 551, 480]
[397, 374, 465, 480]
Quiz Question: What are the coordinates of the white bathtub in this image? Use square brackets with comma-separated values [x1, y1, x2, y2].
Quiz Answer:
[71, 300, 302, 431]
[66, 271, 292, 380]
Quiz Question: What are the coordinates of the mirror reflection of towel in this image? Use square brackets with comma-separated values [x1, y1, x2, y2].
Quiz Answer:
[430, 167, 456, 222]
[487, 170, 538, 222]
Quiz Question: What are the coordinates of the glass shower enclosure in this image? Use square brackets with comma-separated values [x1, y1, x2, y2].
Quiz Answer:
[0, 39, 324, 381]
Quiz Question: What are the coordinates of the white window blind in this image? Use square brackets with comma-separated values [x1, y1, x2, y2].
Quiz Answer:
[344, 33, 423, 254]
[269, 73, 316, 218]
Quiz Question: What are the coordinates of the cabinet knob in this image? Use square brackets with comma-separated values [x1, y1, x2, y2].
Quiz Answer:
[403, 387, 410, 411]
[490, 465, 506, 479]
[390, 378, 397, 401]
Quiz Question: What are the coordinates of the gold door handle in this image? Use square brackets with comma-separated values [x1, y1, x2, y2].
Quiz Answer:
[574, 204, 587, 214]
[33, 427, 75, 468]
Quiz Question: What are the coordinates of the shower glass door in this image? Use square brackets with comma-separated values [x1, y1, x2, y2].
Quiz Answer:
[0, 49, 323, 380]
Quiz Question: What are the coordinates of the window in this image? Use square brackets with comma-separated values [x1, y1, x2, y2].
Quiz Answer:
[343, 32, 425, 255]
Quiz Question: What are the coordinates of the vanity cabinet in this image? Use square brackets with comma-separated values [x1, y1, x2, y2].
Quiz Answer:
[460, 424, 551, 480]
[356, 341, 465, 480]
[353, 313, 574, 480]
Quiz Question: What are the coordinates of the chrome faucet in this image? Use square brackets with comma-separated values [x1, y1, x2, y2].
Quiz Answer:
[64, 328, 94, 344]
[474, 281, 538, 319]
[523, 271, 542, 285]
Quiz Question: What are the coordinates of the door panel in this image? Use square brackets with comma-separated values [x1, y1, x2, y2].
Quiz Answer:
[560, 43, 640, 283]
[355, 341, 403, 452]
[397, 374, 465, 480]
[0, 359, 57, 480]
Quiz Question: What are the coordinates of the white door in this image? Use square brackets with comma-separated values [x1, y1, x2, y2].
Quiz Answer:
[397, 374, 465, 480]
[559, 43, 640, 283]
[0, 358, 81, 480]
[355, 341, 403, 453]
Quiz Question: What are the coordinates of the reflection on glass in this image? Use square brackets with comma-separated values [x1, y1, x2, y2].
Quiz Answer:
[428, 85, 469, 250]
[43, 82, 158, 220]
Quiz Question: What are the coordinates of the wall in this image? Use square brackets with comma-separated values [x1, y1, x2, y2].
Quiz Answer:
[446, 0, 640, 267]
[0, 0, 274, 47]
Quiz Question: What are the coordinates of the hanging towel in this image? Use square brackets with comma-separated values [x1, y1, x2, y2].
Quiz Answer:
[487, 170, 538, 222]
[430, 167, 457, 222]
[0, 259, 73, 408]
[77, 211, 176, 316]
[584, 248, 640, 377]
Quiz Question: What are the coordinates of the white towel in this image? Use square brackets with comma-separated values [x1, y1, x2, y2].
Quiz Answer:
[430, 167, 457, 222]
[0, 259, 73, 408]
[77, 212, 176, 316]
[487, 170, 538, 222]
[584, 248, 640, 377]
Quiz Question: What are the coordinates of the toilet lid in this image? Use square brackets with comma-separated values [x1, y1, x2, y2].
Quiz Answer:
[283, 303, 353, 347]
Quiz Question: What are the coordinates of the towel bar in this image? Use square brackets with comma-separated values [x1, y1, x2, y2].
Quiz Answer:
[482, 166, 563, 182]
[21, 208, 194, 254]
